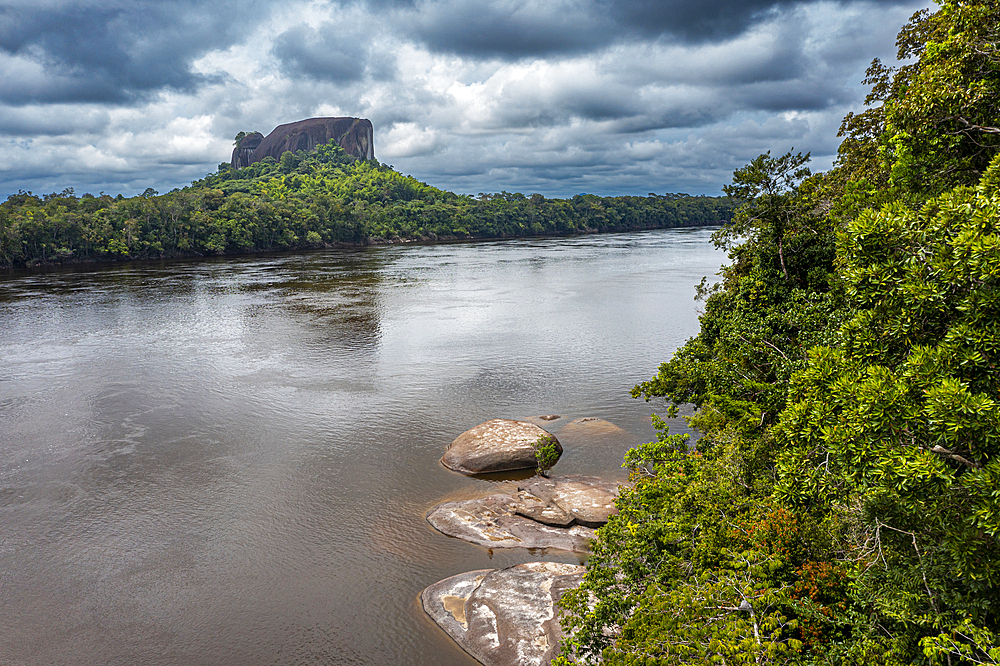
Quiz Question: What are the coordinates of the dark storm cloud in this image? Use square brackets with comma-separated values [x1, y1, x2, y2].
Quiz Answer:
[399, 0, 918, 59]
[731, 80, 852, 112]
[604, 0, 787, 41]
[272, 23, 396, 82]
[486, 86, 720, 133]
[403, 0, 610, 58]
[609, 108, 724, 133]
[603, 0, 920, 41]
[481, 89, 640, 130]
[0, 0, 264, 105]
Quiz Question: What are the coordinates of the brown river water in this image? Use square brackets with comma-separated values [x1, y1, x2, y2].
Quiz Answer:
[0, 228, 723, 665]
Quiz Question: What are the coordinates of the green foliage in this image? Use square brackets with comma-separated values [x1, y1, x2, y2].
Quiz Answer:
[561, 6, 1000, 663]
[0, 140, 733, 269]
[771, 164, 1000, 662]
[721, 150, 811, 282]
[838, 0, 1000, 198]
[621, 413, 690, 476]
[533, 434, 561, 477]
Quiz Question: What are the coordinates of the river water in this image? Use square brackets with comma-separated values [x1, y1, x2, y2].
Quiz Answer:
[0, 228, 722, 666]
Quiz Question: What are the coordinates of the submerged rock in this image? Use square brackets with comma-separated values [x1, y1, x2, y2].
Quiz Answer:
[426, 493, 595, 553]
[441, 419, 561, 475]
[557, 417, 639, 449]
[421, 562, 584, 666]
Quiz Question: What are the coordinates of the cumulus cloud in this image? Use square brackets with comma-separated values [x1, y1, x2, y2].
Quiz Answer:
[0, 0, 931, 198]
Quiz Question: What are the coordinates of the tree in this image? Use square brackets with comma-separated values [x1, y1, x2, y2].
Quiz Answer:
[838, 0, 1000, 197]
[721, 151, 811, 282]
[773, 159, 1000, 663]
[279, 150, 300, 174]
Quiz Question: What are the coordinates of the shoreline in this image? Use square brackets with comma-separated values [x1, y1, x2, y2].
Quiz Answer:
[1, 222, 723, 274]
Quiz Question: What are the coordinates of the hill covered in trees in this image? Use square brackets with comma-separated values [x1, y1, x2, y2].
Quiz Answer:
[0, 142, 732, 269]
[556, 2, 1000, 665]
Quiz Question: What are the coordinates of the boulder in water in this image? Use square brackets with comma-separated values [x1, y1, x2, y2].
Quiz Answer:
[441, 419, 561, 475]
[421, 562, 584, 666]
[426, 475, 626, 551]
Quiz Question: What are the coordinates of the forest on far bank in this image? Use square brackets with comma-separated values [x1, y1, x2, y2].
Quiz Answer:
[0, 145, 733, 270]
[556, 2, 1000, 665]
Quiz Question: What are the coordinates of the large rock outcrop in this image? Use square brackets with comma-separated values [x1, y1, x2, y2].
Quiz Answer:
[231, 117, 374, 169]
[421, 562, 583, 666]
[441, 419, 561, 476]
[231, 131, 264, 169]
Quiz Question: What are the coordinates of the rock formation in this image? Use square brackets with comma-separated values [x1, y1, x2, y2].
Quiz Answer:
[421, 562, 583, 666]
[230, 117, 374, 169]
[441, 419, 562, 475]
[426, 475, 626, 553]
[518, 475, 620, 528]
[426, 492, 596, 553]
[231, 131, 264, 169]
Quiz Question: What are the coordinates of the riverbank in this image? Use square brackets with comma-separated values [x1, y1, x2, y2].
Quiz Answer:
[0, 221, 722, 273]
[0, 146, 732, 270]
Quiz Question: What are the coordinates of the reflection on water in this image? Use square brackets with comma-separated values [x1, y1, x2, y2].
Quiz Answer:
[0, 229, 722, 665]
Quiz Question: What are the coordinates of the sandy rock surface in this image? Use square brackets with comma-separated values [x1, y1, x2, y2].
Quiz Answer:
[512, 490, 574, 527]
[426, 475, 627, 552]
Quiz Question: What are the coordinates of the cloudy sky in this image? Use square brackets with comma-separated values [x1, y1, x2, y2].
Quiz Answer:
[0, 0, 930, 199]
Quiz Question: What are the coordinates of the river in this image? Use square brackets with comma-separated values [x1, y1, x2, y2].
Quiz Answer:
[0, 228, 723, 665]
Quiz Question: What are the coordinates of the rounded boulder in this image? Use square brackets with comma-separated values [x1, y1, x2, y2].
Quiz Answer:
[441, 419, 561, 475]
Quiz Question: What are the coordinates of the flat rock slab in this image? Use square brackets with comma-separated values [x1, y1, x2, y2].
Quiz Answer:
[426, 494, 595, 553]
[519, 475, 622, 528]
[512, 490, 574, 527]
[442, 419, 562, 475]
[422, 562, 584, 666]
